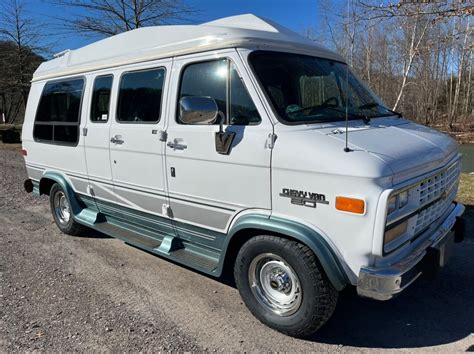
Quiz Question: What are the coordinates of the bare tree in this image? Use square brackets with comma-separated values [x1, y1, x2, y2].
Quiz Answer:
[448, 16, 471, 127]
[358, 0, 473, 21]
[51, 0, 194, 38]
[392, 14, 429, 111]
[308, 0, 473, 139]
[0, 0, 44, 124]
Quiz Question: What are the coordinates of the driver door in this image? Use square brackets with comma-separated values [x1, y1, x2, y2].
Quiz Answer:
[164, 49, 273, 246]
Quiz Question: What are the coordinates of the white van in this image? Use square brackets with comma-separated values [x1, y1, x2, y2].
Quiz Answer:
[22, 14, 466, 337]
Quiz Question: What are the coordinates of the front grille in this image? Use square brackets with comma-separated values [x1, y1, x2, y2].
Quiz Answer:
[419, 161, 460, 206]
[414, 160, 461, 235]
[414, 186, 457, 235]
[383, 159, 461, 254]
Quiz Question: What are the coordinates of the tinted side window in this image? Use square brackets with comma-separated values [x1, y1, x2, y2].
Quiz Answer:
[178, 59, 260, 125]
[36, 79, 83, 123]
[179, 59, 227, 117]
[33, 78, 84, 145]
[117, 68, 165, 123]
[91, 75, 113, 122]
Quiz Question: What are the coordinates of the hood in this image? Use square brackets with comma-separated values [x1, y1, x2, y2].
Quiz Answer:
[321, 117, 458, 184]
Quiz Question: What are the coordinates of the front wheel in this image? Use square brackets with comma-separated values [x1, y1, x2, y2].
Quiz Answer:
[234, 235, 338, 337]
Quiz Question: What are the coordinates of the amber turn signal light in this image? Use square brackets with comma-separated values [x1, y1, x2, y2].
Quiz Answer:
[335, 196, 365, 214]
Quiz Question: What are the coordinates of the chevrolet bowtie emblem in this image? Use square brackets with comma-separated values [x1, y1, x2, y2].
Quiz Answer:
[441, 190, 448, 199]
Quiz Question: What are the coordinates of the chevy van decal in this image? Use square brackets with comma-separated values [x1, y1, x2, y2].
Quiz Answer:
[279, 188, 329, 208]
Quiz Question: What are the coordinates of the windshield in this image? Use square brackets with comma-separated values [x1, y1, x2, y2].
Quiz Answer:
[249, 51, 394, 124]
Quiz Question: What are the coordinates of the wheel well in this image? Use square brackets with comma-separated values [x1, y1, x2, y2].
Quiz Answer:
[39, 178, 56, 196]
[222, 228, 322, 279]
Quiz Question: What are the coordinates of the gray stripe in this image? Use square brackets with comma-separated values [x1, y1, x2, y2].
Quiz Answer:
[90, 181, 119, 204]
[69, 176, 89, 195]
[27, 164, 233, 231]
[171, 201, 232, 231]
[116, 187, 167, 215]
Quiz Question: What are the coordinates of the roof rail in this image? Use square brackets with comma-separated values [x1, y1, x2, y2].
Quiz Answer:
[53, 49, 71, 58]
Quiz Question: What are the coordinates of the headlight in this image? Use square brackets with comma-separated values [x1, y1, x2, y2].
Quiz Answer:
[384, 220, 408, 247]
[387, 195, 397, 215]
[387, 190, 410, 217]
[398, 190, 409, 209]
[384, 189, 413, 251]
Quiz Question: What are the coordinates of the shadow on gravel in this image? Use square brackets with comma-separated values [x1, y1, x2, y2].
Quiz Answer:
[77, 229, 112, 239]
[125, 242, 237, 288]
[310, 204, 474, 349]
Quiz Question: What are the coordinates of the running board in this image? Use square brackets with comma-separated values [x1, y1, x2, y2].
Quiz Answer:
[75, 208, 105, 226]
[94, 222, 163, 249]
[92, 220, 219, 274]
[169, 248, 219, 273]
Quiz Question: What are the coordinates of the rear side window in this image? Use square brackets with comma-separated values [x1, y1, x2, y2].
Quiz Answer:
[178, 59, 261, 125]
[90, 75, 113, 123]
[33, 78, 84, 145]
[117, 68, 165, 123]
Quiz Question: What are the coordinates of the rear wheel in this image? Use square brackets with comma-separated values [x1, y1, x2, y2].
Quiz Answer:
[49, 183, 86, 236]
[234, 235, 338, 337]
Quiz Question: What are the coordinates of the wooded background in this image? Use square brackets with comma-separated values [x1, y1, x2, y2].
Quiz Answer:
[0, 0, 472, 141]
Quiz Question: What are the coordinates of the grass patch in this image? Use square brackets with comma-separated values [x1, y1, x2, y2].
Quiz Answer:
[0, 143, 22, 152]
[0, 124, 22, 131]
[457, 173, 474, 205]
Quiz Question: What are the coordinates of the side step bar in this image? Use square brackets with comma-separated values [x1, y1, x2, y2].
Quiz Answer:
[92, 218, 220, 274]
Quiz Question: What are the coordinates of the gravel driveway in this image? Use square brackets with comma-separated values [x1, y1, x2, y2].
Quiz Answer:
[1, 148, 473, 351]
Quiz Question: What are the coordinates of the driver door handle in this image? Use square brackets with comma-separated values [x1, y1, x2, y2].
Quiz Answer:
[167, 139, 187, 150]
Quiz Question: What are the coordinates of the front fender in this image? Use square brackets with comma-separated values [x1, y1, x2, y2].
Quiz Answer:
[224, 213, 348, 291]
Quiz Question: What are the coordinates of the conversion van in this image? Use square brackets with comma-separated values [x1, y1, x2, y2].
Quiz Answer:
[22, 14, 466, 337]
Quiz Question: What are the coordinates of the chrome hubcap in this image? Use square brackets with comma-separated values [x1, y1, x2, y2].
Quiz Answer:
[54, 191, 71, 224]
[248, 253, 302, 316]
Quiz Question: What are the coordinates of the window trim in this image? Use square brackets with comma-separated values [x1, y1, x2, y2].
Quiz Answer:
[176, 57, 261, 126]
[115, 66, 166, 125]
[90, 74, 114, 124]
[33, 76, 86, 147]
[247, 50, 349, 126]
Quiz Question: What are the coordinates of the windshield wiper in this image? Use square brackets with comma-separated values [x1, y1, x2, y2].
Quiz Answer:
[358, 102, 403, 118]
[289, 104, 370, 124]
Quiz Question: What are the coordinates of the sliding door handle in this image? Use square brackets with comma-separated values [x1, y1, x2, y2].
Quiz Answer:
[110, 135, 124, 144]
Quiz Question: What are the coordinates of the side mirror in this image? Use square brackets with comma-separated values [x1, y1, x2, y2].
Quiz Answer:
[179, 96, 218, 125]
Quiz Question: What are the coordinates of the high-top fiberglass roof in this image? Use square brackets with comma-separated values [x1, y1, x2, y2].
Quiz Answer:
[33, 14, 343, 81]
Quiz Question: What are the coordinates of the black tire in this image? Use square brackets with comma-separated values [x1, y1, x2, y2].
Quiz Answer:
[234, 235, 338, 338]
[49, 183, 86, 236]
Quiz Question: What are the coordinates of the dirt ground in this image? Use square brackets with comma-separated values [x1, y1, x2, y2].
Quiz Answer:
[1, 147, 473, 352]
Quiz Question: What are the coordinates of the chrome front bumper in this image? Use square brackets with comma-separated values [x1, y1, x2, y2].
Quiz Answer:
[357, 203, 465, 301]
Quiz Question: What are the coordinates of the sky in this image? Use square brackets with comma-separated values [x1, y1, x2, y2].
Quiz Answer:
[27, 0, 322, 54]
